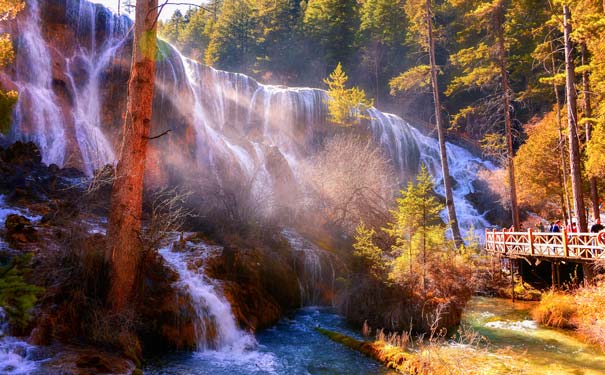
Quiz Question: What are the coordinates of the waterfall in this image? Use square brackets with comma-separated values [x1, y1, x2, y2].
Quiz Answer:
[6, 0, 495, 235]
[0, 304, 39, 374]
[282, 229, 336, 306]
[10, 0, 66, 166]
[159, 243, 257, 352]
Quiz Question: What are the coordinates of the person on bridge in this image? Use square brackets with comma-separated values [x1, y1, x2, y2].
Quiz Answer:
[551, 220, 561, 233]
[591, 218, 604, 233]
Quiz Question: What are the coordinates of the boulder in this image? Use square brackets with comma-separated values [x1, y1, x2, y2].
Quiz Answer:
[4, 214, 38, 244]
[40, 348, 135, 375]
[2, 141, 42, 167]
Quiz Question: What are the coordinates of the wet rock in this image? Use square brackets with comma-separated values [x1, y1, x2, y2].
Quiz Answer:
[40, 349, 135, 375]
[1, 141, 42, 167]
[4, 214, 38, 244]
[136, 251, 198, 352]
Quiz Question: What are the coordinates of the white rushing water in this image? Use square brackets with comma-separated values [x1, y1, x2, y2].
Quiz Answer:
[0, 309, 40, 374]
[159, 243, 257, 352]
[7, 0, 495, 237]
[158, 242, 277, 371]
[10, 0, 66, 166]
[281, 229, 336, 307]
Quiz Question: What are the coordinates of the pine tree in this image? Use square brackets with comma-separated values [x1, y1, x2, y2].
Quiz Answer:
[352, 223, 386, 279]
[358, 0, 406, 104]
[384, 165, 445, 291]
[391, 0, 463, 246]
[445, 0, 522, 230]
[204, 0, 257, 72]
[562, 4, 587, 231]
[323, 63, 373, 127]
[303, 0, 358, 70]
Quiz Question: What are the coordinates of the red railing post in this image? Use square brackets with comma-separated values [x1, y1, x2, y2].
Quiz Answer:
[528, 228, 534, 256]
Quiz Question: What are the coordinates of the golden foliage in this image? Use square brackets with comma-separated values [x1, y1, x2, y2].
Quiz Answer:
[0, 0, 24, 21]
[514, 112, 567, 215]
[389, 65, 432, 95]
[532, 291, 577, 328]
[323, 63, 373, 127]
[534, 279, 605, 351]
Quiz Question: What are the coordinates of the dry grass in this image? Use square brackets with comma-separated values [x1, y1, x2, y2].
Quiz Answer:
[533, 278, 605, 351]
[574, 279, 605, 351]
[532, 291, 577, 328]
[318, 323, 529, 375]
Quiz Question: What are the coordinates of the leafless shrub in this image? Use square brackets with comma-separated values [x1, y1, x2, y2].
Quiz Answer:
[375, 328, 411, 349]
[141, 187, 193, 254]
[301, 134, 396, 234]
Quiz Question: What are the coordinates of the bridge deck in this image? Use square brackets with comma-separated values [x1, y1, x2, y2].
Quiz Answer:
[485, 229, 605, 261]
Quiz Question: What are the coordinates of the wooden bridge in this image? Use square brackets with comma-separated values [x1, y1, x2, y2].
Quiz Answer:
[484, 229, 605, 261]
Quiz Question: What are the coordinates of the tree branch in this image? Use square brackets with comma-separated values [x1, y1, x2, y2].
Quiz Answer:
[145, 129, 172, 140]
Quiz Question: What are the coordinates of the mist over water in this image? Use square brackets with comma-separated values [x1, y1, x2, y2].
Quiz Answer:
[6, 0, 494, 238]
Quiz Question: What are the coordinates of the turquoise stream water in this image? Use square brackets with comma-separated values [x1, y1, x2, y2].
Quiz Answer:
[144, 307, 392, 375]
[144, 298, 605, 375]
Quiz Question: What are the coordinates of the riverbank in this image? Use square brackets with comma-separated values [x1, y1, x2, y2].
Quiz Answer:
[318, 297, 605, 374]
[533, 278, 605, 351]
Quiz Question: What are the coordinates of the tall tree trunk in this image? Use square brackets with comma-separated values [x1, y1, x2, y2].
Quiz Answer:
[563, 5, 587, 232]
[551, 42, 572, 224]
[426, 0, 463, 246]
[374, 42, 380, 106]
[106, 0, 158, 312]
[580, 42, 599, 222]
[496, 3, 520, 230]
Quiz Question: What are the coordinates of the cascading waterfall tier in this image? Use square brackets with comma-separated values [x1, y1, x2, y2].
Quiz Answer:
[3, 0, 494, 235]
[159, 242, 257, 352]
[282, 229, 337, 307]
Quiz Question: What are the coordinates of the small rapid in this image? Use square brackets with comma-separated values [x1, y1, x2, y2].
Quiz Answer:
[458, 297, 605, 374]
[158, 243, 256, 352]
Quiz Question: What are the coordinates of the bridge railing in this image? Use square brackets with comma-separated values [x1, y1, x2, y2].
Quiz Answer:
[485, 229, 605, 261]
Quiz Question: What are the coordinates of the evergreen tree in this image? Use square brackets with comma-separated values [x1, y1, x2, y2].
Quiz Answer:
[384, 165, 445, 290]
[352, 223, 386, 279]
[205, 0, 258, 72]
[303, 0, 358, 72]
[323, 63, 373, 127]
[446, 0, 525, 229]
[392, 0, 463, 246]
[357, 0, 406, 104]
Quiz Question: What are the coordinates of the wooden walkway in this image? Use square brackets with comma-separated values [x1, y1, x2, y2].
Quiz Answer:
[485, 229, 605, 261]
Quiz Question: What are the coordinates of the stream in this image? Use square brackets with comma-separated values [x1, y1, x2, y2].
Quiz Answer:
[459, 297, 605, 374]
[144, 297, 605, 375]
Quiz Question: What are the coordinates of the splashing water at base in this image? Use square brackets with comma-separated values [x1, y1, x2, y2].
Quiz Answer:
[144, 307, 393, 375]
[0, 309, 40, 375]
[158, 244, 257, 352]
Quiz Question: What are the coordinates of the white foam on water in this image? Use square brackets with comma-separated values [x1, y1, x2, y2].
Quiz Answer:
[485, 320, 538, 331]
[0, 309, 40, 374]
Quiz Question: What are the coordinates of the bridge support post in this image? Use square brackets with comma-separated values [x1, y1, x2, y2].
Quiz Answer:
[551, 261, 556, 289]
[583, 263, 593, 286]
[510, 258, 515, 303]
